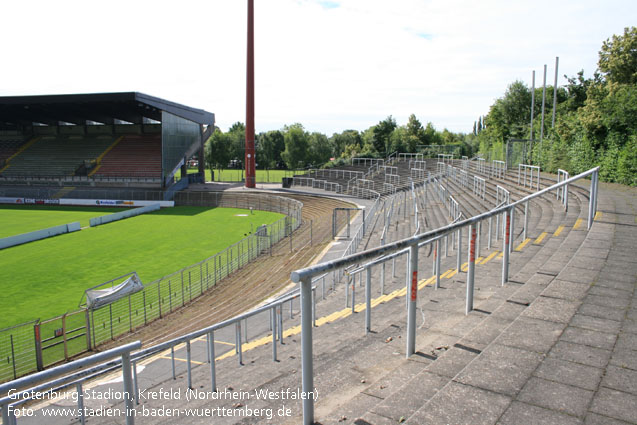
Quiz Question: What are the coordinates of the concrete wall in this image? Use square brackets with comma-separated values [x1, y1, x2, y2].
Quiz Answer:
[89, 203, 160, 227]
[0, 222, 81, 250]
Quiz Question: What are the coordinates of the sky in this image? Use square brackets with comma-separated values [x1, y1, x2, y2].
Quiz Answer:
[1, 0, 635, 135]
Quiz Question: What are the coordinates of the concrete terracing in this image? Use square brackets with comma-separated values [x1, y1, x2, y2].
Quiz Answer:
[13, 167, 637, 425]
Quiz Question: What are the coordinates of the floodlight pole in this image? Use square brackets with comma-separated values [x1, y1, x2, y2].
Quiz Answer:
[539, 64, 547, 169]
[245, 0, 256, 188]
[552, 57, 559, 128]
[529, 70, 535, 151]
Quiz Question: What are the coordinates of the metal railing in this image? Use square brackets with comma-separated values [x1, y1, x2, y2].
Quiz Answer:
[438, 153, 453, 164]
[351, 158, 384, 167]
[398, 153, 423, 161]
[473, 175, 486, 200]
[1, 341, 142, 425]
[308, 168, 363, 181]
[476, 157, 486, 174]
[492, 160, 506, 179]
[290, 166, 600, 425]
[557, 169, 569, 210]
[409, 159, 427, 170]
[518, 164, 541, 191]
[0, 192, 302, 384]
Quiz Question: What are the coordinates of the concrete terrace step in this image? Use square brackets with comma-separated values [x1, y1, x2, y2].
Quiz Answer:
[16, 173, 635, 425]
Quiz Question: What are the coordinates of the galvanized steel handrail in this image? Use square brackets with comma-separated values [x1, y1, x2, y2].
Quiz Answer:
[1, 341, 141, 425]
[291, 166, 600, 425]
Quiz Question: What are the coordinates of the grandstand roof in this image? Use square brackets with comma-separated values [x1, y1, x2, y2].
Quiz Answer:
[0, 92, 215, 127]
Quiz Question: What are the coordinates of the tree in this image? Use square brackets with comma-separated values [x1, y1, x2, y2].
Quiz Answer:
[598, 26, 637, 85]
[205, 129, 231, 178]
[257, 130, 285, 168]
[308, 132, 332, 166]
[405, 114, 426, 152]
[371, 116, 397, 155]
[423, 122, 441, 145]
[330, 130, 362, 158]
[281, 124, 309, 169]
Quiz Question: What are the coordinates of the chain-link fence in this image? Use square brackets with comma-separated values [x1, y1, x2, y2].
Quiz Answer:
[0, 191, 302, 383]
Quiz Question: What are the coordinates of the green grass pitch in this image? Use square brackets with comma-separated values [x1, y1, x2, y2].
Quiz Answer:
[0, 204, 128, 238]
[187, 168, 307, 183]
[0, 206, 283, 328]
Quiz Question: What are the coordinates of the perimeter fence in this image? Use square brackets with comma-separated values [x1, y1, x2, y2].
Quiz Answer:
[0, 192, 302, 383]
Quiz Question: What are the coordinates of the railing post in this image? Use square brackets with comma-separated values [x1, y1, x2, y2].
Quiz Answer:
[457, 227, 462, 273]
[406, 244, 419, 357]
[509, 206, 515, 254]
[300, 275, 314, 425]
[186, 340, 193, 389]
[588, 170, 598, 230]
[435, 239, 441, 289]
[271, 308, 277, 361]
[365, 266, 372, 334]
[524, 200, 529, 240]
[466, 224, 476, 314]
[502, 208, 511, 285]
[121, 352, 135, 425]
[208, 331, 216, 391]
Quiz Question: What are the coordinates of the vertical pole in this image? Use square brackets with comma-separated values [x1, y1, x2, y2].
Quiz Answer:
[435, 239, 441, 289]
[77, 382, 86, 425]
[2, 404, 10, 425]
[406, 244, 419, 357]
[509, 207, 515, 254]
[432, 240, 436, 275]
[466, 224, 476, 314]
[121, 352, 135, 425]
[365, 267, 372, 334]
[236, 322, 243, 365]
[381, 261, 386, 295]
[502, 208, 511, 285]
[278, 306, 283, 344]
[540, 64, 547, 168]
[34, 322, 44, 371]
[133, 361, 139, 405]
[351, 276, 356, 314]
[588, 171, 595, 230]
[476, 221, 481, 257]
[488, 216, 492, 249]
[170, 346, 176, 379]
[552, 56, 559, 128]
[457, 227, 462, 273]
[300, 276, 314, 425]
[186, 340, 192, 389]
[524, 201, 529, 240]
[362, 209, 366, 235]
[245, 0, 256, 188]
[208, 331, 216, 391]
[10, 335, 16, 380]
[530, 70, 536, 159]
[312, 288, 316, 328]
[271, 307, 277, 361]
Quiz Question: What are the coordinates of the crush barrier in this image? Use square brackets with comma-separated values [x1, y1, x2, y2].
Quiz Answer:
[291, 166, 600, 424]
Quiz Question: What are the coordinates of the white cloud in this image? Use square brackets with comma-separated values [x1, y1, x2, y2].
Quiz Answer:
[1, 0, 635, 135]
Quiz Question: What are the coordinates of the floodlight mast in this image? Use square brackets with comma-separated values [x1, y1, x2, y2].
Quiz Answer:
[245, 0, 256, 188]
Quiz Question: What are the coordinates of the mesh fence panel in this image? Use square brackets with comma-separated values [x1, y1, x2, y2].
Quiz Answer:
[0, 192, 301, 382]
[0, 321, 37, 382]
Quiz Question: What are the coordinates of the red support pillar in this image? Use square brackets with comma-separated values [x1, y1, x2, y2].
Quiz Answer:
[245, 0, 256, 188]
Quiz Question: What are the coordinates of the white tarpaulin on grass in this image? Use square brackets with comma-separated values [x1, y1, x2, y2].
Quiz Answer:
[86, 273, 143, 309]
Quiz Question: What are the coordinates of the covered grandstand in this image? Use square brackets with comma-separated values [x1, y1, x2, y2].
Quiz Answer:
[0, 92, 215, 190]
